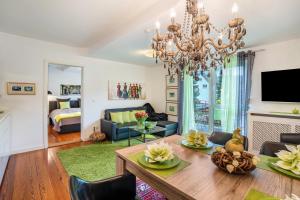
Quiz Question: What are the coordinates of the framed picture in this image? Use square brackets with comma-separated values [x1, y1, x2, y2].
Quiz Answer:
[166, 102, 178, 116]
[108, 81, 146, 100]
[166, 88, 178, 101]
[166, 75, 178, 88]
[7, 82, 36, 95]
[60, 84, 81, 95]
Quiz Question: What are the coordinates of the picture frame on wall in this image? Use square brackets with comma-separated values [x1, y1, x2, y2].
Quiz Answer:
[166, 88, 178, 101]
[166, 75, 178, 88]
[7, 82, 36, 95]
[166, 102, 178, 116]
[108, 80, 147, 100]
[60, 84, 81, 95]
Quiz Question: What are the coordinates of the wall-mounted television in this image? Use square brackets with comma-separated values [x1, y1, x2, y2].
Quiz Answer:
[261, 68, 300, 102]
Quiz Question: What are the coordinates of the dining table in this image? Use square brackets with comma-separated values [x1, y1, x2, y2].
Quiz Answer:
[115, 135, 300, 200]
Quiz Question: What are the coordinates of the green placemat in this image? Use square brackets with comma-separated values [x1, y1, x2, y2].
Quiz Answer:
[256, 155, 277, 172]
[244, 189, 279, 200]
[177, 141, 221, 155]
[128, 151, 191, 179]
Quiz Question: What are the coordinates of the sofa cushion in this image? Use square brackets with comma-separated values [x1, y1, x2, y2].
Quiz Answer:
[104, 107, 145, 120]
[116, 122, 137, 128]
[122, 111, 131, 123]
[157, 121, 178, 130]
[110, 112, 124, 123]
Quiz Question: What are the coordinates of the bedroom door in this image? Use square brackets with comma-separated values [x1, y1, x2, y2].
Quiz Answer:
[47, 63, 82, 147]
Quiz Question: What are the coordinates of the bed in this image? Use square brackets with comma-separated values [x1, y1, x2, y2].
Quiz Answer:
[49, 100, 81, 133]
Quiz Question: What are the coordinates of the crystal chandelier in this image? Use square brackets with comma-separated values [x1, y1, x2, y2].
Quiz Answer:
[152, 0, 246, 78]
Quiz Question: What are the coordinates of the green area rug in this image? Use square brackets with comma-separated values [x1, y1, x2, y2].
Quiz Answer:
[57, 140, 141, 181]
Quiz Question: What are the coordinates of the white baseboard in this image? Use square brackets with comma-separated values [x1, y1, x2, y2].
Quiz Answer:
[11, 145, 45, 155]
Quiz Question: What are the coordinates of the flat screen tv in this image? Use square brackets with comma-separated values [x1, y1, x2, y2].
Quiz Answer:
[261, 68, 300, 102]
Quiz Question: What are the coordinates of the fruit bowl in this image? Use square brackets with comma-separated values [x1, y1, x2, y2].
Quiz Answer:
[211, 147, 259, 174]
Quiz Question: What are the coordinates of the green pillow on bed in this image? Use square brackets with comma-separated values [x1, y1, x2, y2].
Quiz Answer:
[59, 101, 70, 109]
[110, 112, 124, 124]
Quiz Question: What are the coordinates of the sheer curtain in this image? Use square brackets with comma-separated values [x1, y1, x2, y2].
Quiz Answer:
[182, 67, 195, 135]
[220, 55, 238, 133]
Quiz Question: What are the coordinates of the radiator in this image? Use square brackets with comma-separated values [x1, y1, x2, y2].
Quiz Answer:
[248, 112, 300, 151]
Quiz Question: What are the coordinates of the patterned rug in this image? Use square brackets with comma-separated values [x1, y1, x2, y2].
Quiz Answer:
[136, 179, 166, 200]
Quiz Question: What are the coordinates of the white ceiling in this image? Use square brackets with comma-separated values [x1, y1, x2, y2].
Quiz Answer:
[0, 0, 300, 67]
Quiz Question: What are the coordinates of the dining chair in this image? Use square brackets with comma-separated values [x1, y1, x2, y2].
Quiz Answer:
[209, 131, 249, 150]
[280, 133, 300, 144]
[69, 173, 137, 200]
[259, 141, 287, 157]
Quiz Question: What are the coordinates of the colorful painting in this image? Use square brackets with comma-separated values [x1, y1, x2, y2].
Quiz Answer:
[166, 88, 178, 101]
[166, 75, 178, 87]
[166, 102, 178, 116]
[7, 82, 36, 95]
[109, 81, 146, 100]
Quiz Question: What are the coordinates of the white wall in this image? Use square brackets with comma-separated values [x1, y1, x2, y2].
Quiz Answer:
[147, 66, 178, 122]
[250, 38, 300, 112]
[48, 65, 81, 99]
[0, 32, 149, 153]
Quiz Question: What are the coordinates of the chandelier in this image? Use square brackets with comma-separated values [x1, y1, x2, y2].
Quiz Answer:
[152, 0, 246, 78]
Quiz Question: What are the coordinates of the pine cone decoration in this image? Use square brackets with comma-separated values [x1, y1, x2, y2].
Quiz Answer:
[211, 147, 260, 174]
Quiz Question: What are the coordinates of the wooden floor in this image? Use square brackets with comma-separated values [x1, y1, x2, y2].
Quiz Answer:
[0, 142, 91, 200]
[48, 125, 81, 147]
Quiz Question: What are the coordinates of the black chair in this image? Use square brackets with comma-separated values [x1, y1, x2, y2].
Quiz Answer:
[259, 141, 287, 157]
[280, 133, 300, 144]
[143, 103, 168, 121]
[69, 173, 137, 200]
[209, 131, 249, 150]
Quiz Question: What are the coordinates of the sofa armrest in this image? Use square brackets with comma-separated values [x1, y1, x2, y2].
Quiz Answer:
[101, 119, 117, 141]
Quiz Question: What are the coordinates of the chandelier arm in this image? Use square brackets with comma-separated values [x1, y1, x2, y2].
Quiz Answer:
[203, 37, 237, 51]
[173, 36, 188, 52]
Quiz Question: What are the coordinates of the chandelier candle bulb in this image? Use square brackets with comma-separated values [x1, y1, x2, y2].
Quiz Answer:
[170, 8, 176, 23]
[231, 2, 239, 17]
[197, 1, 204, 13]
[155, 21, 160, 29]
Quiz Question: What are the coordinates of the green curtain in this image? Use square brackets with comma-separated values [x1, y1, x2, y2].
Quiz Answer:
[182, 67, 195, 135]
[220, 56, 238, 132]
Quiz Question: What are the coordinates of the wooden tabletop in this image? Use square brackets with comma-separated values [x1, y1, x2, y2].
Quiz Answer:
[116, 135, 300, 200]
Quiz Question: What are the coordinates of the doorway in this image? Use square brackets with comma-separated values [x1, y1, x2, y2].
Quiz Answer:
[47, 63, 82, 147]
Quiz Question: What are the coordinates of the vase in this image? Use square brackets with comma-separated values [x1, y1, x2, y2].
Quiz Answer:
[137, 119, 146, 130]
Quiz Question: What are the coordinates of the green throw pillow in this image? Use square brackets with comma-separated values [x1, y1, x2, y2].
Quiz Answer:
[122, 111, 131, 123]
[59, 101, 70, 109]
[129, 111, 138, 122]
[110, 112, 124, 123]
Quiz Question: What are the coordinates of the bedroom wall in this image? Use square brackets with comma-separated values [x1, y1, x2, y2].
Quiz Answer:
[249, 38, 300, 113]
[0, 32, 150, 153]
[48, 64, 81, 99]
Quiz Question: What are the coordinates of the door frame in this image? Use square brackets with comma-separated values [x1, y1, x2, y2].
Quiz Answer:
[43, 60, 84, 148]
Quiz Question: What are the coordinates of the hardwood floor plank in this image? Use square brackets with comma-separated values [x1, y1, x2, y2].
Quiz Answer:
[48, 125, 81, 147]
[0, 142, 93, 200]
[0, 157, 16, 200]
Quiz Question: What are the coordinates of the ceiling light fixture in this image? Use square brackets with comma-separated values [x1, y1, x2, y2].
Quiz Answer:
[151, 0, 246, 78]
